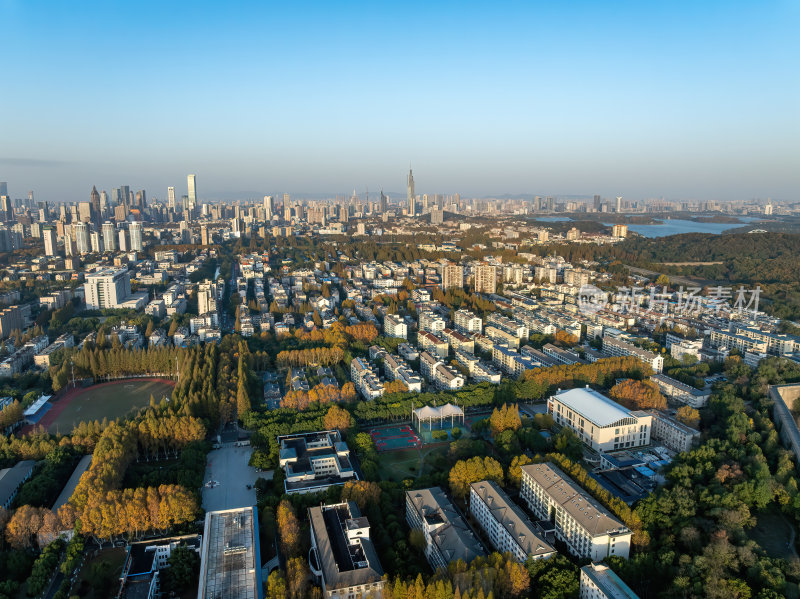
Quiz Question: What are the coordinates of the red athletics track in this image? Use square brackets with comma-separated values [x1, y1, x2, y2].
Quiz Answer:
[19, 378, 176, 436]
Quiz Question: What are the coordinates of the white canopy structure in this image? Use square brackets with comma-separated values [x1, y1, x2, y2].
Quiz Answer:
[412, 402, 465, 431]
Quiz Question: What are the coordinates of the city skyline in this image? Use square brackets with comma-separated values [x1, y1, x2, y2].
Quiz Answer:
[1, 1, 798, 202]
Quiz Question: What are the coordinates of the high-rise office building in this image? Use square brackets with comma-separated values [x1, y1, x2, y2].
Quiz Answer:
[43, 227, 57, 256]
[0, 196, 12, 221]
[111, 188, 121, 206]
[442, 263, 464, 290]
[187, 174, 197, 207]
[118, 228, 129, 252]
[474, 263, 497, 294]
[135, 190, 146, 209]
[102, 222, 117, 252]
[78, 201, 92, 223]
[200, 225, 210, 246]
[84, 268, 131, 310]
[100, 190, 108, 214]
[90, 231, 103, 253]
[380, 190, 388, 213]
[615, 196, 622, 213]
[167, 186, 176, 210]
[263, 195, 273, 219]
[74, 222, 90, 254]
[90, 185, 101, 224]
[120, 185, 131, 207]
[129, 221, 143, 251]
[407, 169, 415, 216]
[593, 194, 601, 211]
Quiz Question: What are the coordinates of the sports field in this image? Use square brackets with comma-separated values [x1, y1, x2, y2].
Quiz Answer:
[42, 379, 175, 434]
[370, 425, 421, 451]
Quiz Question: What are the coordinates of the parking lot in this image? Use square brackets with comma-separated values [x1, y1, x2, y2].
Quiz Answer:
[201, 445, 262, 512]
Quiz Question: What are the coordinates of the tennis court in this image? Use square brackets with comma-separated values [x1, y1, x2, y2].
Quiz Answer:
[370, 425, 421, 451]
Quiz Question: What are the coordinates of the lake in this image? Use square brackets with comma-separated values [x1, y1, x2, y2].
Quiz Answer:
[602, 218, 757, 238]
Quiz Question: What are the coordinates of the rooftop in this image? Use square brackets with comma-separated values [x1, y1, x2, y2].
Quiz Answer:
[581, 563, 640, 599]
[551, 387, 636, 428]
[197, 507, 261, 599]
[521, 462, 629, 537]
[308, 502, 383, 591]
[470, 480, 556, 558]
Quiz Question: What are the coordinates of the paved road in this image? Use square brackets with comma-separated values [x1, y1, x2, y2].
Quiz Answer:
[202, 445, 261, 511]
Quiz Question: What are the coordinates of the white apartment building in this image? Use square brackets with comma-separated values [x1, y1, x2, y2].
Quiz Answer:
[602, 336, 663, 373]
[406, 487, 485, 570]
[548, 387, 652, 452]
[645, 410, 700, 453]
[383, 314, 408, 339]
[418, 331, 449, 359]
[419, 310, 447, 335]
[350, 357, 384, 400]
[492, 344, 538, 377]
[454, 309, 483, 334]
[469, 480, 556, 563]
[84, 268, 131, 310]
[650, 374, 710, 408]
[520, 462, 632, 561]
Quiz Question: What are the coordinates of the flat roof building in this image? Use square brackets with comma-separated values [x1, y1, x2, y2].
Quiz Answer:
[469, 480, 556, 563]
[580, 563, 640, 599]
[278, 431, 357, 494]
[308, 502, 385, 599]
[197, 507, 262, 599]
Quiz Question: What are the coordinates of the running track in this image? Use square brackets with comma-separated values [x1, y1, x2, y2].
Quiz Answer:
[19, 378, 176, 436]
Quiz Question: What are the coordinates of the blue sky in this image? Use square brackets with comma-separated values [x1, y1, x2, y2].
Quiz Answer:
[0, 0, 798, 203]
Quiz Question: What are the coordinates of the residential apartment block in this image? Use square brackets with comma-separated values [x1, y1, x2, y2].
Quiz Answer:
[469, 480, 556, 563]
[406, 487, 485, 570]
[520, 463, 632, 560]
[602, 336, 663, 373]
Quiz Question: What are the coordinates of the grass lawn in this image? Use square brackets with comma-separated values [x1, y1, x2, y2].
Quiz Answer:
[48, 380, 174, 434]
[74, 547, 127, 599]
[379, 446, 450, 482]
[748, 508, 798, 561]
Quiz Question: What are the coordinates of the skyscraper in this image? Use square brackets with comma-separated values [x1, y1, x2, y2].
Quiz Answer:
[201, 225, 210, 246]
[129, 221, 143, 251]
[90, 185, 101, 222]
[407, 169, 415, 216]
[263, 195, 273, 220]
[74, 222, 90, 254]
[379, 190, 388, 214]
[167, 186, 176, 210]
[120, 185, 131, 207]
[616, 196, 622, 213]
[43, 227, 57, 256]
[187, 174, 197, 206]
[111, 188, 122, 206]
[593, 194, 601, 211]
[102, 222, 117, 252]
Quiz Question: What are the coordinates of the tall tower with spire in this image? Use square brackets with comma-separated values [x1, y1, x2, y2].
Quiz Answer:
[407, 168, 415, 216]
[90, 185, 101, 226]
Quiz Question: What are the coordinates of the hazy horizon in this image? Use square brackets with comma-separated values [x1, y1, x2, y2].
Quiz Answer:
[2, 0, 798, 203]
